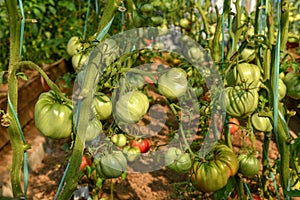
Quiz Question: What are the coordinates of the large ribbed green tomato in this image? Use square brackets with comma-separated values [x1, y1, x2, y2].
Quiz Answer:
[251, 113, 273, 132]
[226, 63, 261, 87]
[34, 90, 73, 139]
[220, 86, 259, 117]
[190, 144, 239, 193]
[283, 72, 300, 100]
[115, 91, 149, 124]
[158, 68, 188, 100]
[93, 94, 112, 120]
[95, 151, 127, 179]
[165, 147, 192, 174]
[238, 153, 260, 177]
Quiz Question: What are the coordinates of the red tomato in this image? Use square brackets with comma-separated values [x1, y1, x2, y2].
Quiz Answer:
[131, 139, 151, 153]
[229, 118, 240, 135]
[80, 156, 92, 171]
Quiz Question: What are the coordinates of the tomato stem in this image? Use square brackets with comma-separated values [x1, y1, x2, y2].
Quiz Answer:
[5, 0, 25, 197]
[16, 61, 71, 103]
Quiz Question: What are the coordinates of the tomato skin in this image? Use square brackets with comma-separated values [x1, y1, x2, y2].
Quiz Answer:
[228, 118, 240, 135]
[240, 47, 255, 62]
[34, 90, 73, 139]
[283, 72, 300, 100]
[238, 153, 260, 177]
[111, 134, 127, 147]
[85, 118, 102, 142]
[165, 147, 192, 174]
[80, 155, 92, 171]
[220, 86, 259, 117]
[115, 91, 149, 124]
[123, 145, 141, 162]
[67, 36, 82, 57]
[251, 113, 273, 132]
[72, 53, 89, 72]
[158, 68, 188, 100]
[95, 151, 127, 179]
[278, 79, 287, 101]
[93, 94, 112, 120]
[226, 63, 261, 87]
[131, 139, 151, 153]
[190, 143, 239, 193]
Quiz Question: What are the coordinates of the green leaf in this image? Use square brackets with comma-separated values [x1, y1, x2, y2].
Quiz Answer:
[32, 7, 43, 19]
[284, 189, 300, 197]
[213, 177, 236, 200]
[16, 72, 28, 81]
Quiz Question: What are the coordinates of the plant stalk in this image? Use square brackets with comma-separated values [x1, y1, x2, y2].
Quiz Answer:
[5, 0, 24, 197]
[56, 1, 121, 199]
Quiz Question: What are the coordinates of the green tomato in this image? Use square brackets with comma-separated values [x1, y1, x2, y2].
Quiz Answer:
[72, 53, 89, 72]
[283, 72, 300, 100]
[220, 86, 259, 117]
[151, 16, 164, 26]
[226, 63, 261, 87]
[123, 145, 141, 162]
[34, 90, 73, 139]
[278, 79, 287, 101]
[207, 12, 217, 24]
[158, 68, 188, 100]
[85, 118, 102, 142]
[93, 94, 112, 120]
[190, 144, 239, 193]
[67, 36, 82, 57]
[111, 134, 127, 147]
[140, 3, 153, 13]
[238, 153, 260, 177]
[132, 10, 143, 28]
[95, 151, 127, 179]
[179, 18, 191, 30]
[240, 47, 256, 62]
[251, 113, 273, 132]
[115, 91, 149, 124]
[165, 147, 192, 174]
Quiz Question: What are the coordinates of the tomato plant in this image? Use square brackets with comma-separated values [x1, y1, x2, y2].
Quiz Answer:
[93, 94, 112, 121]
[85, 117, 102, 142]
[131, 139, 151, 153]
[111, 134, 127, 147]
[80, 155, 92, 172]
[157, 68, 188, 100]
[283, 71, 300, 100]
[226, 63, 261, 87]
[190, 143, 239, 193]
[220, 86, 259, 117]
[34, 90, 73, 139]
[66, 36, 82, 57]
[238, 153, 260, 177]
[228, 118, 240, 135]
[251, 113, 273, 132]
[115, 91, 149, 124]
[123, 145, 141, 162]
[165, 147, 192, 174]
[94, 151, 127, 179]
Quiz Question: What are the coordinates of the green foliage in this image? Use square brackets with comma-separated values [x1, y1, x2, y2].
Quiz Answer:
[0, 0, 100, 71]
